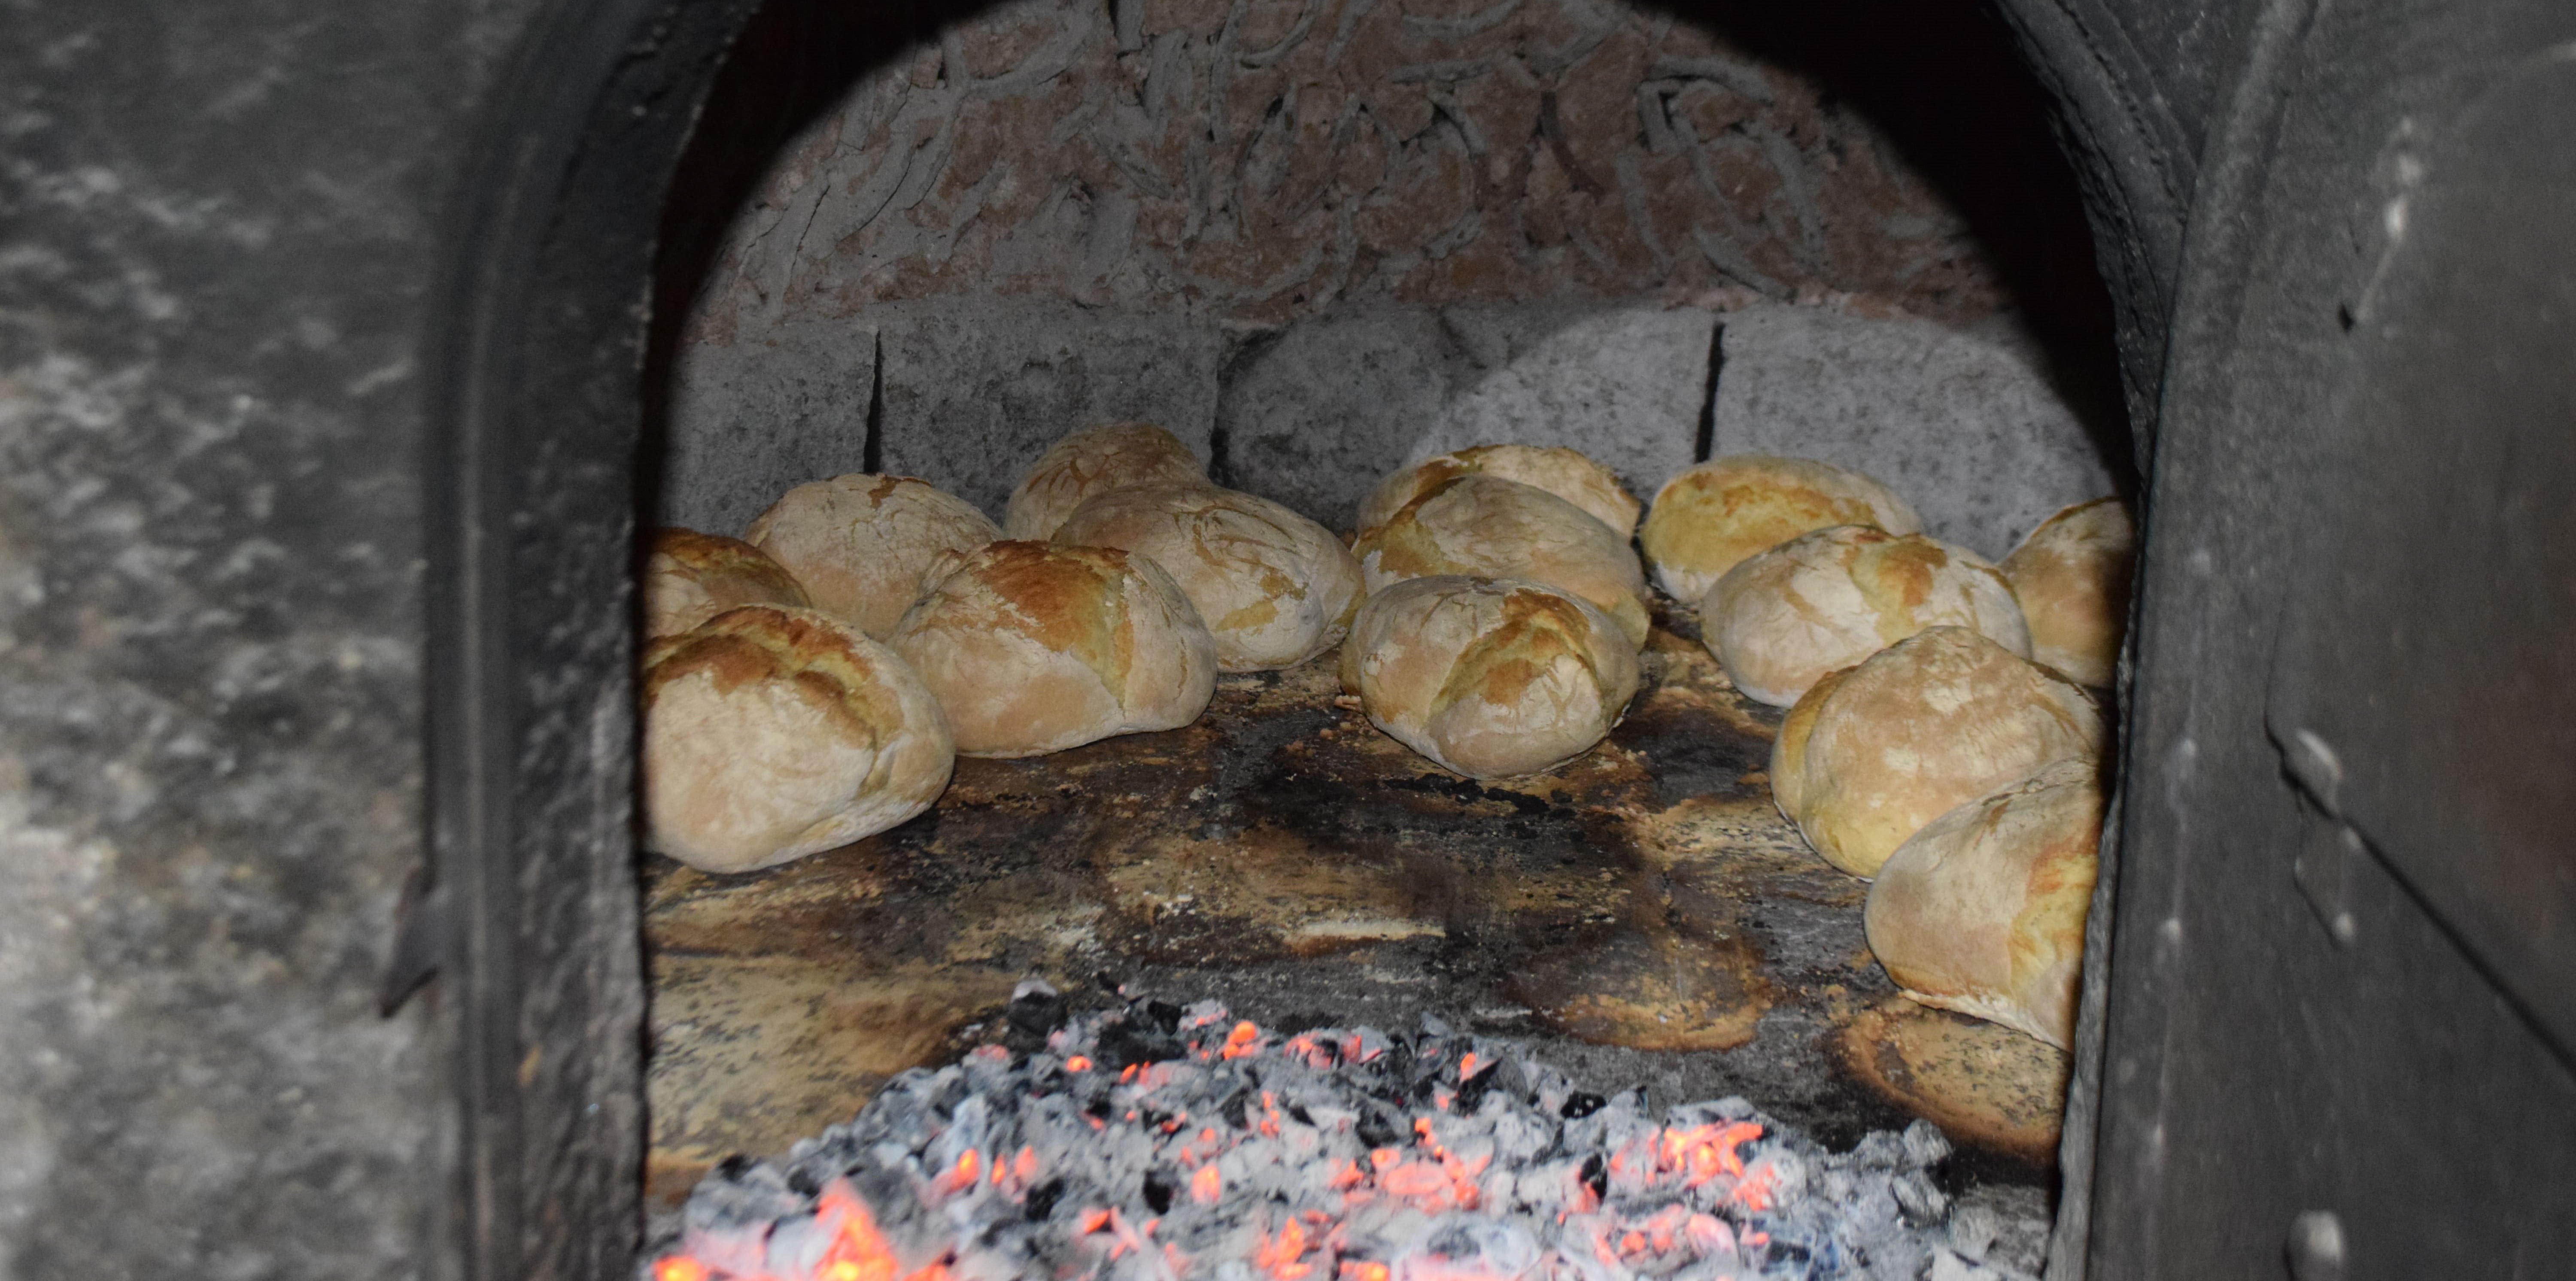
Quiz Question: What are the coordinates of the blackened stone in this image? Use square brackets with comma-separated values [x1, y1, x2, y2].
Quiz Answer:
[1005, 987, 1068, 1054]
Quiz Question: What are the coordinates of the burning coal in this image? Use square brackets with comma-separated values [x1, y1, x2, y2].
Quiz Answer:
[651, 994, 2026, 1281]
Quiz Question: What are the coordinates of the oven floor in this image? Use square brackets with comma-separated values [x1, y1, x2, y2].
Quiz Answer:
[641, 610, 2070, 1212]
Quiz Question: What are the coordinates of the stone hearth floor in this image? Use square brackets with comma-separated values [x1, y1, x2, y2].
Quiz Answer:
[640, 610, 2069, 1212]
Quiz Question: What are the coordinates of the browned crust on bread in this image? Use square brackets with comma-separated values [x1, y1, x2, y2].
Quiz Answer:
[1640, 455, 1921, 600]
[1356, 475, 1651, 646]
[1435, 586, 1621, 713]
[1769, 663, 1851, 819]
[641, 605, 905, 746]
[1358, 444, 1640, 538]
[931, 540, 1137, 700]
[1004, 422, 1207, 540]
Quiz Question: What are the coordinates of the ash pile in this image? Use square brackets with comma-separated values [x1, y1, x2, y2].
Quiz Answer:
[653, 991, 2040, 1281]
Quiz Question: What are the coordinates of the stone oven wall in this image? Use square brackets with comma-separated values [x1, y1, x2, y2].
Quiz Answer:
[654, 0, 2128, 553]
[680, 0, 2023, 332]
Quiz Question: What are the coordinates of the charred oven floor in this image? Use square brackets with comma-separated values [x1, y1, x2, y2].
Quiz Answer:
[642, 621, 2069, 1215]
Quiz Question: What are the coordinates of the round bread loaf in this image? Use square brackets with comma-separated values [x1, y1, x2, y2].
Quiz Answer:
[640, 606, 954, 874]
[744, 474, 1000, 638]
[1003, 421, 1208, 540]
[889, 540, 1217, 756]
[1358, 444, 1641, 539]
[2001, 497, 2136, 688]
[1773, 626, 2105, 878]
[642, 528, 812, 640]
[1703, 524, 2029, 707]
[1641, 455, 1922, 602]
[1054, 483, 1363, 672]
[1865, 759, 2104, 1048]
[1354, 475, 1652, 647]
[1339, 576, 1642, 780]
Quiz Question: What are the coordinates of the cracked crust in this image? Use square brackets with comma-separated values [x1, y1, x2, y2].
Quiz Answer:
[642, 606, 954, 873]
[1641, 455, 1922, 603]
[890, 540, 1217, 756]
[1702, 524, 2026, 707]
[1355, 475, 1652, 647]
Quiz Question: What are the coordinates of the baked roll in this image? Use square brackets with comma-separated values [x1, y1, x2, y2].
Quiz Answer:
[889, 540, 1217, 756]
[641, 606, 953, 873]
[744, 474, 1000, 638]
[1641, 455, 1921, 603]
[1702, 524, 2029, 707]
[641, 528, 812, 641]
[1866, 759, 2104, 1048]
[1358, 444, 1641, 540]
[1354, 475, 1652, 647]
[2001, 497, 2135, 688]
[1003, 421, 1207, 541]
[1773, 626, 2105, 878]
[1054, 483, 1363, 672]
[1340, 576, 1642, 780]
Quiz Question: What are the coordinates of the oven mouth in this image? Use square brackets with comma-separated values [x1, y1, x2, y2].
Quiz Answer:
[626, 0, 2132, 1270]
[421, 0, 2136, 1272]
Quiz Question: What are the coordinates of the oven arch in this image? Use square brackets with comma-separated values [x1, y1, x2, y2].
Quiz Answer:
[420, 0, 2576, 1277]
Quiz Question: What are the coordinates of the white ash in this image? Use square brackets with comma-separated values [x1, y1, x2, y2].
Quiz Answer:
[652, 995, 2039, 1281]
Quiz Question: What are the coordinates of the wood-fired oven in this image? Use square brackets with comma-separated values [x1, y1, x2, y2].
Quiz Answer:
[1, 0, 2567, 1277]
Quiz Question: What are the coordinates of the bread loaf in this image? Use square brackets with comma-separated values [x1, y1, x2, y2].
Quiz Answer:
[1641, 455, 1922, 602]
[1354, 475, 1652, 647]
[1054, 483, 1363, 672]
[1865, 759, 2104, 1047]
[1358, 444, 1641, 539]
[1340, 576, 1642, 780]
[641, 606, 953, 873]
[1774, 626, 2104, 878]
[1003, 422, 1207, 540]
[889, 540, 1217, 756]
[2001, 497, 2135, 688]
[642, 528, 812, 640]
[1703, 524, 2029, 707]
[744, 474, 1000, 638]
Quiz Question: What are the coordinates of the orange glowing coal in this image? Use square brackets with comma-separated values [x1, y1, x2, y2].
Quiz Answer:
[1191, 1164, 1224, 1205]
[1064, 1055, 1093, 1071]
[928, 1148, 982, 1198]
[1252, 1217, 1315, 1280]
[1658, 1120, 1763, 1188]
[1221, 1020, 1263, 1060]
[652, 1259, 708, 1281]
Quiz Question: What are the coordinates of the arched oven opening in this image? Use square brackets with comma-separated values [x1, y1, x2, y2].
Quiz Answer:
[411, 0, 2576, 1275]
[627, 0, 2129, 1274]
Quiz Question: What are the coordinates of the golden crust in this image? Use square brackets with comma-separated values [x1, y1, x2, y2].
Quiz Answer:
[1768, 663, 1850, 821]
[2000, 497, 2135, 688]
[1354, 475, 1652, 647]
[1342, 576, 1642, 779]
[743, 474, 999, 639]
[1358, 444, 1641, 539]
[640, 605, 953, 873]
[1783, 626, 2104, 878]
[889, 540, 1217, 757]
[1865, 759, 2104, 1047]
[1702, 524, 2028, 707]
[1055, 483, 1364, 671]
[1640, 455, 1922, 602]
[641, 528, 811, 640]
[1003, 422, 1207, 541]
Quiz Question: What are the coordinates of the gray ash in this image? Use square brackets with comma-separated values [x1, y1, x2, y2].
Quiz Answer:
[651, 995, 2037, 1281]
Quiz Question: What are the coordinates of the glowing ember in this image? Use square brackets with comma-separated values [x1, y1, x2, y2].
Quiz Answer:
[649, 1000, 2006, 1281]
